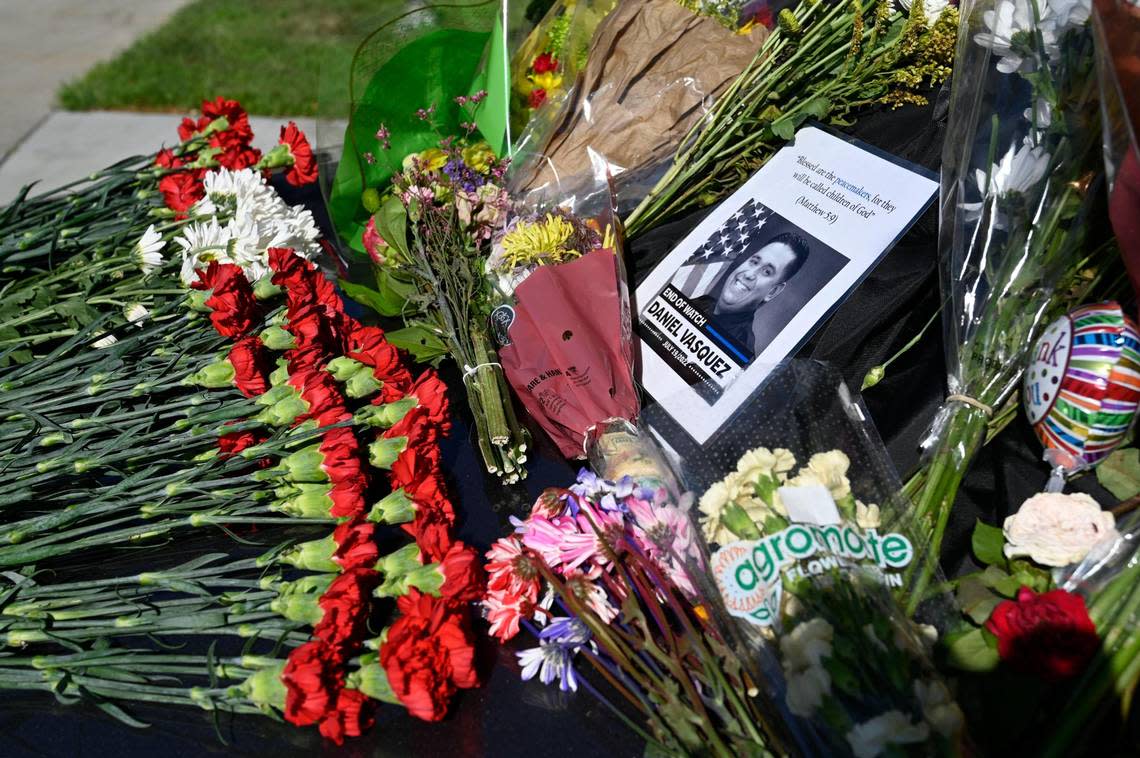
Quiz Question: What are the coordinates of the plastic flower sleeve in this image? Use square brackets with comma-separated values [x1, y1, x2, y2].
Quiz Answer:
[907, 0, 1106, 606]
[637, 360, 963, 756]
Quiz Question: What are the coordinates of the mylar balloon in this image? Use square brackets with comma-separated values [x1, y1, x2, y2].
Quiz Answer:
[1024, 301, 1140, 472]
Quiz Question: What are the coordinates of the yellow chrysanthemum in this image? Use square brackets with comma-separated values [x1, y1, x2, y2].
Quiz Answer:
[462, 142, 495, 174]
[500, 214, 578, 267]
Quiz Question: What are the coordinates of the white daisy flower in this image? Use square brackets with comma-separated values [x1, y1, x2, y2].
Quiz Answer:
[974, 0, 1059, 73]
[133, 224, 165, 274]
[897, 0, 950, 24]
[174, 218, 233, 285]
[959, 141, 1051, 227]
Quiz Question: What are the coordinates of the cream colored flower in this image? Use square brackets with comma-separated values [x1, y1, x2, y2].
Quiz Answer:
[846, 711, 930, 758]
[699, 473, 747, 544]
[855, 501, 881, 530]
[736, 447, 797, 483]
[805, 451, 851, 500]
[1003, 492, 1117, 567]
[915, 679, 964, 738]
[780, 617, 833, 670]
[785, 665, 830, 717]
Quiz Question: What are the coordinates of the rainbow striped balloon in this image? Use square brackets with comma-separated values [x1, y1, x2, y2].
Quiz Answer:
[1024, 302, 1140, 470]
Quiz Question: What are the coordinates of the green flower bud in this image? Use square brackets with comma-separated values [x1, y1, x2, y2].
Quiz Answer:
[269, 359, 291, 387]
[345, 370, 384, 399]
[260, 325, 294, 350]
[271, 482, 335, 518]
[38, 432, 71, 447]
[368, 436, 408, 469]
[361, 188, 382, 213]
[277, 535, 339, 572]
[253, 275, 283, 300]
[281, 445, 327, 483]
[722, 502, 762, 541]
[347, 653, 401, 704]
[241, 662, 287, 712]
[187, 359, 236, 389]
[270, 574, 333, 624]
[356, 398, 417, 429]
[376, 562, 442, 599]
[377, 543, 422, 579]
[185, 289, 210, 312]
[777, 8, 802, 36]
[368, 488, 416, 525]
[258, 142, 293, 170]
[861, 365, 885, 390]
[326, 356, 366, 382]
[256, 389, 308, 427]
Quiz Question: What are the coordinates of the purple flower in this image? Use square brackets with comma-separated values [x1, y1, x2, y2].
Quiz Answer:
[540, 616, 592, 647]
[442, 158, 485, 193]
[517, 640, 580, 692]
[414, 104, 436, 121]
[374, 123, 391, 150]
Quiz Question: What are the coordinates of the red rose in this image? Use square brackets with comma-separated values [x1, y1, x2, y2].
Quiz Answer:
[985, 586, 1099, 680]
[531, 52, 558, 73]
[228, 337, 271, 397]
[281, 640, 342, 726]
[192, 262, 259, 338]
[314, 567, 377, 649]
[333, 517, 380, 570]
[280, 121, 318, 186]
[439, 541, 484, 603]
[158, 171, 204, 214]
[380, 590, 479, 721]
[318, 688, 373, 745]
[528, 89, 547, 110]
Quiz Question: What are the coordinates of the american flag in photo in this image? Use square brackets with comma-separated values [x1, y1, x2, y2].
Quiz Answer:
[674, 199, 770, 297]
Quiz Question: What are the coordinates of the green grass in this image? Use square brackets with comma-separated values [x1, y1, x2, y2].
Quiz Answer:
[57, 0, 388, 116]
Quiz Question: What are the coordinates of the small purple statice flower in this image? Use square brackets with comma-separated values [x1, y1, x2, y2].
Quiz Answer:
[442, 158, 485, 192]
[374, 123, 391, 150]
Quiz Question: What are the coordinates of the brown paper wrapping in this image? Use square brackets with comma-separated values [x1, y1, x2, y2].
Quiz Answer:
[511, 0, 768, 200]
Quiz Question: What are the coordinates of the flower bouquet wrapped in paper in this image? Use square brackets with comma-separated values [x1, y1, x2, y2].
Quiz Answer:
[485, 181, 639, 460]
[904, 0, 1108, 609]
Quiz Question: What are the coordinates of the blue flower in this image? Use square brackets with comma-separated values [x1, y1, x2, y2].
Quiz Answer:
[517, 640, 580, 692]
[540, 616, 592, 647]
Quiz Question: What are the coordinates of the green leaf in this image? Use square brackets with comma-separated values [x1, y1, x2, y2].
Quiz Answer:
[770, 117, 796, 141]
[386, 325, 448, 364]
[95, 700, 151, 728]
[375, 196, 410, 260]
[339, 279, 405, 318]
[944, 626, 1001, 672]
[979, 565, 1021, 598]
[1096, 448, 1140, 499]
[956, 574, 1004, 625]
[469, 11, 510, 156]
[971, 518, 1006, 566]
[803, 96, 831, 120]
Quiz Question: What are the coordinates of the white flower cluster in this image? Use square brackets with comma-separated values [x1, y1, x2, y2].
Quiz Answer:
[698, 447, 795, 544]
[172, 168, 322, 285]
[973, 0, 1090, 74]
[842, 679, 963, 757]
[780, 617, 834, 717]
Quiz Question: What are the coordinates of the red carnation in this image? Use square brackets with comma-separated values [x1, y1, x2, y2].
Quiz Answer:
[211, 127, 262, 170]
[362, 218, 387, 265]
[528, 89, 547, 110]
[332, 517, 380, 570]
[280, 121, 319, 186]
[178, 115, 212, 142]
[228, 337, 271, 397]
[314, 567, 377, 649]
[158, 171, 204, 214]
[201, 96, 255, 143]
[318, 688, 373, 745]
[985, 586, 1100, 680]
[379, 590, 479, 721]
[531, 52, 558, 73]
[289, 364, 348, 426]
[154, 148, 184, 170]
[329, 478, 368, 519]
[439, 542, 484, 604]
[410, 371, 450, 430]
[192, 262, 259, 338]
[218, 428, 263, 457]
[407, 500, 456, 563]
[385, 406, 439, 450]
[281, 640, 343, 726]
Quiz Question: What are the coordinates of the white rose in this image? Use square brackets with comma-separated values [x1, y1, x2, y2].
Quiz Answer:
[780, 617, 834, 670]
[785, 665, 831, 717]
[914, 679, 964, 738]
[846, 711, 930, 758]
[1003, 492, 1117, 567]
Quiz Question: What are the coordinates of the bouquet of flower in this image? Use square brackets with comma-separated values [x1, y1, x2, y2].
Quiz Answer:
[623, 0, 959, 235]
[349, 104, 532, 481]
[0, 109, 486, 744]
[482, 469, 791, 756]
[676, 361, 963, 756]
[485, 191, 640, 459]
[904, 0, 1107, 610]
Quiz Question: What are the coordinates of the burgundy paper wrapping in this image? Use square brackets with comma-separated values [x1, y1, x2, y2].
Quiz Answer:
[499, 248, 638, 458]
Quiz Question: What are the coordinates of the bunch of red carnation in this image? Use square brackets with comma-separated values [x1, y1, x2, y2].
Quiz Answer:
[154, 97, 318, 215]
[190, 246, 483, 742]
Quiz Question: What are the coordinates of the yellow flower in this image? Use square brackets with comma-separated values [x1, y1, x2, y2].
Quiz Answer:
[500, 214, 578, 267]
[462, 142, 495, 174]
[530, 71, 563, 93]
[403, 148, 447, 172]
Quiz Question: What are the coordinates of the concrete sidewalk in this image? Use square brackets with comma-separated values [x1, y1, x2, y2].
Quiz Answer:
[0, 0, 192, 162]
[0, 111, 344, 204]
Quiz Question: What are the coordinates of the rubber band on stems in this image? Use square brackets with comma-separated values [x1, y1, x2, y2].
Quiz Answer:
[462, 362, 502, 384]
[945, 393, 995, 417]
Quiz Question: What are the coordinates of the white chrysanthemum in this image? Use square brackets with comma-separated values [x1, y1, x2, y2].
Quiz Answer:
[846, 711, 930, 758]
[133, 224, 165, 274]
[915, 679, 964, 738]
[174, 218, 233, 285]
[124, 303, 150, 324]
[897, 0, 950, 24]
[785, 665, 830, 717]
[959, 141, 1051, 228]
[974, 0, 1059, 73]
[1003, 492, 1117, 567]
[855, 501, 881, 529]
[780, 618, 834, 671]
